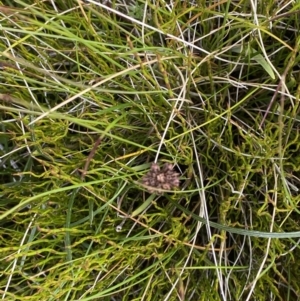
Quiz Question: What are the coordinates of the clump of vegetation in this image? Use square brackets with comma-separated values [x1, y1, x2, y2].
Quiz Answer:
[1, 0, 300, 300]
[141, 162, 180, 194]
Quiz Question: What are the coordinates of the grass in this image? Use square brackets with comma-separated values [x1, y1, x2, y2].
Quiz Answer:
[1, 0, 300, 300]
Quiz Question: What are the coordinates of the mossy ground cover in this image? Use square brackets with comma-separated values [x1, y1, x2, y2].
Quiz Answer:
[1, 1, 300, 300]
